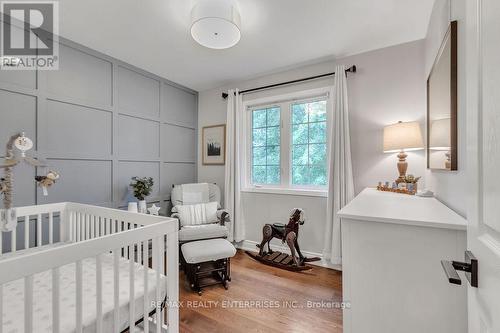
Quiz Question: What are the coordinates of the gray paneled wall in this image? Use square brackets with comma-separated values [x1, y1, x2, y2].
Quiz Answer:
[0, 39, 197, 216]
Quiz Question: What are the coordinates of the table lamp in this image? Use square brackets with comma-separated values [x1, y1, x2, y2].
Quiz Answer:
[429, 118, 451, 169]
[383, 121, 424, 184]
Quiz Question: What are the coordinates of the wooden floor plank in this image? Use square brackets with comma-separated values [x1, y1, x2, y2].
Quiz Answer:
[179, 250, 343, 333]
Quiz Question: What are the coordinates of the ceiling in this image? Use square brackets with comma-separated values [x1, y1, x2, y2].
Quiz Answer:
[58, 0, 435, 91]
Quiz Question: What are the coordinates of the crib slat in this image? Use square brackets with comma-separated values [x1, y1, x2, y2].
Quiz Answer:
[90, 215, 95, 239]
[49, 212, 54, 244]
[24, 275, 33, 333]
[86, 214, 90, 240]
[167, 231, 179, 332]
[59, 209, 66, 243]
[155, 237, 161, 333]
[98, 217, 102, 237]
[52, 267, 60, 333]
[24, 216, 29, 250]
[129, 245, 135, 332]
[137, 227, 142, 264]
[104, 218, 108, 235]
[69, 212, 74, 242]
[11, 228, 16, 253]
[76, 260, 83, 333]
[76, 212, 81, 241]
[36, 214, 42, 247]
[0, 284, 3, 333]
[0, 228, 2, 255]
[126, 223, 130, 259]
[143, 241, 149, 333]
[113, 249, 120, 333]
[96, 254, 103, 333]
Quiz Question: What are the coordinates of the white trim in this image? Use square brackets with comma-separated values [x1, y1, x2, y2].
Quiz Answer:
[241, 187, 327, 197]
[243, 87, 332, 107]
[236, 240, 342, 271]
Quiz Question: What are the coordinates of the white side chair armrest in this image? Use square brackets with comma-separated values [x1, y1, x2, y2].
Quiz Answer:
[170, 212, 181, 229]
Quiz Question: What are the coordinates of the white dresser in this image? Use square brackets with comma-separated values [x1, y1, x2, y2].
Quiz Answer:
[338, 188, 467, 333]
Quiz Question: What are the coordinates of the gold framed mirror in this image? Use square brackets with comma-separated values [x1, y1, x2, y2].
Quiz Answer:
[427, 20, 458, 171]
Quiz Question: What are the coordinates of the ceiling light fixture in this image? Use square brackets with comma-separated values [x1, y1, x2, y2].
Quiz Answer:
[190, 0, 241, 50]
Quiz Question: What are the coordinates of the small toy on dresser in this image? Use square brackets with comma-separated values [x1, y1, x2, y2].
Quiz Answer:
[377, 174, 421, 195]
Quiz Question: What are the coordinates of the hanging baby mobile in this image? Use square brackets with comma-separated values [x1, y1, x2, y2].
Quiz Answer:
[0, 132, 60, 231]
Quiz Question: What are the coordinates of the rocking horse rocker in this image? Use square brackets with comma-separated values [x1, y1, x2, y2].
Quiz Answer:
[246, 208, 320, 272]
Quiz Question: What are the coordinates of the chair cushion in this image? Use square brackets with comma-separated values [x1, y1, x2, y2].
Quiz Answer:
[181, 239, 236, 264]
[179, 223, 229, 242]
[176, 202, 218, 226]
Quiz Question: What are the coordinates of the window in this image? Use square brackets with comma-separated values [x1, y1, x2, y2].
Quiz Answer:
[247, 89, 331, 192]
[251, 106, 281, 184]
[291, 100, 328, 186]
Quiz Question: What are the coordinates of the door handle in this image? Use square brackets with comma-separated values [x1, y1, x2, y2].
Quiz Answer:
[441, 250, 478, 288]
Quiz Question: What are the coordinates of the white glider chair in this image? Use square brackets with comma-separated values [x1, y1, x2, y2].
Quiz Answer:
[170, 183, 230, 244]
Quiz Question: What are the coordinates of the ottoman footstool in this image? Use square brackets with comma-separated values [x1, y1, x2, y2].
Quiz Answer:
[181, 238, 236, 295]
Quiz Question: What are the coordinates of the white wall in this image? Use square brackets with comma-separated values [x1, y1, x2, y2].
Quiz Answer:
[198, 40, 426, 255]
[424, 0, 467, 216]
[338, 40, 427, 194]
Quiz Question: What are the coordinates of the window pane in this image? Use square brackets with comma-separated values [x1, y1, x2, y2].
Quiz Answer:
[267, 126, 280, 146]
[267, 107, 280, 126]
[309, 100, 327, 122]
[292, 165, 309, 185]
[253, 146, 266, 165]
[267, 145, 280, 165]
[310, 165, 327, 186]
[290, 98, 328, 187]
[253, 109, 267, 128]
[292, 144, 308, 165]
[292, 104, 307, 124]
[309, 122, 326, 144]
[292, 124, 308, 144]
[309, 143, 327, 165]
[252, 166, 266, 184]
[251, 107, 281, 185]
[266, 166, 280, 184]
[252, 128, 266, 146]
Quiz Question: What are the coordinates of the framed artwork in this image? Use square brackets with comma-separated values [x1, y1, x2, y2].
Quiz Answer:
[202, 124, 226, 165]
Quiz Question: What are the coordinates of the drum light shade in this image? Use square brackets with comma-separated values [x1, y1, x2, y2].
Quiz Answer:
[191, 1, 241, 49]
[383, 121, 424, 153]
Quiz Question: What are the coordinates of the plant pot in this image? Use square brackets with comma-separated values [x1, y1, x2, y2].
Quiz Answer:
[138, 200, 147, 214]
[127, 202, 138, 213]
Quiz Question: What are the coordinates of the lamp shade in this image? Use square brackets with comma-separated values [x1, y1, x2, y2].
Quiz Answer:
[191, 0, 241, 49]
[429, 118, 451, 150]
[383, 121, 424, 153]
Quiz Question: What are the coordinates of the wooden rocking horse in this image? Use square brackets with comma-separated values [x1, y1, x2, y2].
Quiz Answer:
[246, 208, 320, 271]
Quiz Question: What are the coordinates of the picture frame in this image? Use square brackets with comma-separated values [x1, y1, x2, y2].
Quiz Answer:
[202, 124, 226, 165]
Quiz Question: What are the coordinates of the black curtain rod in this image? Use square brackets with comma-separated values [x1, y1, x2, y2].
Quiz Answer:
[222, 65, 356, 99]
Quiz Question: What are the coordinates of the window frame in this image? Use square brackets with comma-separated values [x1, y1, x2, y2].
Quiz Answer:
[243, 87, 333, 195]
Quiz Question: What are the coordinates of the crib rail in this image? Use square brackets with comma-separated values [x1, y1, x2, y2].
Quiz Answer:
[0, 203, 66, 255]
[0, 202, 179, 333]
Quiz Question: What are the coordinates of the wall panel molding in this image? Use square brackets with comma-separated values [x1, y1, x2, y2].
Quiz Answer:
[0, 35, 198, 212]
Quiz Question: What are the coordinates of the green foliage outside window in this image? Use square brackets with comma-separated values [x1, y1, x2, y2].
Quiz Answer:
[291, 100, 327, 186]
[252, 107, 280, 184]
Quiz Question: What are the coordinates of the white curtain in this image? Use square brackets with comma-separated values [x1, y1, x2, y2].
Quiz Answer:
[224, 89, 246, 242]
[323, 65, 355, 265]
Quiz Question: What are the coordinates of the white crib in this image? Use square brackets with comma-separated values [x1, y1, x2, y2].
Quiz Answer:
[0, 202, 179, 333]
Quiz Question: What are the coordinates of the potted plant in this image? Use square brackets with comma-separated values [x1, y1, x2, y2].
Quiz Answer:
[130, 176, 154, 213]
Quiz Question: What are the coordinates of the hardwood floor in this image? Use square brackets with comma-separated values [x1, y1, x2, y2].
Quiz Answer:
[179, 250, 343, 333]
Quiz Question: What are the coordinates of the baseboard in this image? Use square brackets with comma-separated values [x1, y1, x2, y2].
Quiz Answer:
[236, 240, 342, 271]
